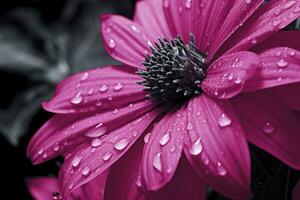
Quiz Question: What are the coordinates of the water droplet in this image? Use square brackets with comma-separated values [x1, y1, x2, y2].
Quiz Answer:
[113, 82, 124, 92]
[114, 139, 130, 151]
[112, 108, 119, 114]
[163, 0, 169, 8]
[189, 138, 203, 155]
[95, 101, 103, 107]
[218, 114, 232, 127]
[153, 152, 162, 172]
[216, 162, 227, 176]
[132, 129, 138, 137]
[251, 38, 257, 44]
[108, 94, 113, 101]
[52, 192, 62, 200]
[91, 138, 103, 147]
[53, 143, 60, 152]
[108, 38, 116, 48]
[166, 165, 173, 174]
[187, 122, 194, 130]
[245, 0, 251, 4]
[99, 84, 109, 93]
[70, 93, 83, 105]
[262, 122, 275, 134]
[81, 166, 90, 176]
[289, 51, 296, 56]
[136, 175, 142, 187]
[86, 123, 107, 138]
[38, 148, 44, 155]
[202, 153, 210, 165]
[234, 77, 242, 84]
[87, 89, 94, 95]
[144, 133, 151, 143]
[159, 133, 170, 146]
[81, 72, 89, 81]
[72, 156, 82, 167]
[102, 152, 112, 161]
[131, 25, 140, 33]
[185, 0, 192, 9]
[42, 152, 48, 159]
[68, 183, 74, 190]
[277, 59, 288, 68]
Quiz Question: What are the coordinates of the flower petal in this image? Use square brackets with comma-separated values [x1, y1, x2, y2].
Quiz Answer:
[244, 47, 300, 92]
[43, 65, 147, 114]
[209, 0, 263, 59]
[202, 51, 259, 99]
[142, 107, 187, 191]
[231, 91, 300, 170]
[251, 31, 300, 53]
[293, 179, 300, 200]
[105, 138, 146, 200]
[58, 107, 161, 199]
[27, 177, 59, 200]
[100, 14, 156, 69]
[222, 0, 300, 54]
[184, 95, 252, 200]
[27, 100, 156, 164]
[146, 157, 206, 200]
[162, 0, 234, 52]
[134, 0, 172, 39]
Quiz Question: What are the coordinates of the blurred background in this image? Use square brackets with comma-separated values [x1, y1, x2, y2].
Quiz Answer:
[0, 0, 299, 199]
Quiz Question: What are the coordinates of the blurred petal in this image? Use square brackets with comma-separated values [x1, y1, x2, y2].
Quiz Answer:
[293, 179, 300, 200]
[100, 14, 156, 69]
[202, 51, 259, 99]
[146, 157, 206, 200]
[58, 107, 161, 199]
[244, 47, 300, 92]
[43, 65, 147, 114]
[27, 100, 156, 164]
[184, 95, 252, 199]
[142, 107, 187, 191]
[27, 177, 59, 200]
[232, 91, 300, 169]
[222, 0, 300, 54]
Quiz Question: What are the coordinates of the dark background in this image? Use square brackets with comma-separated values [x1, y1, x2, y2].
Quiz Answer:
[0, 0, 299, 199]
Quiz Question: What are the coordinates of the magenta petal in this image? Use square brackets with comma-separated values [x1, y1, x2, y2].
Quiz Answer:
[251, 31, 300, 53]
[58, 107, 161, 199]
[43, 65, 147, 114]
[293, 179, 300, 200]
[134, 0, 172, 39]
[27, 100, 156, 164]
[100, 14, 156, 69]
[244, 47, 300, 92]
[209, 0, 263, 59]
[142, 107, 187, 191]
[231, 91, 300, 170]
[202, 51, 259, 99]
[105, 138, 146, 200]
[27, 177, 59, 200]
[146, 157, 206, 200]
[223, 0, 300, 54]
[184, 95, 252, 200]
[163, 0, 233, 52]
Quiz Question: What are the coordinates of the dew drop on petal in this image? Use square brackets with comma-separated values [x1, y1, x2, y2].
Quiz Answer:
[144, 133, 151, 144]
[53, 143, 60, 152]
[81, 166, 91, 176]
[245, 0, 251, 4]
[131, 25, 140, 33]
[163, 0, 169, 8]
[68, 183, 74, 190]
[202, 153, 210, 165]
[136, 175, 142, 187]
[72, 156, 82, 168]
[99, 84, 109, 93]
[70, 93, 83, 105]
[108, 38, 116, 48]
[153, 152, 163, 172]
[166, 165, 173, 174]
[187, 122, 194, 130]
[38, 148, 44, 155]
[218, 114, 232, 127]
[102, 152, 112, 161]
[189, 138, 203, 156]
[91, 138, 103, 147]
[112, 108, 119, 114]
[277, 59, 288, 68]
[234, 77, 242, 84]
[216, 162, 227, 176]
[42, 152, 48, 159]
[81, 72, 89, 81]
[113, 82, 124, 92]
[86, 123, 107, 138]
[170, 145, 176, 153]
[159, 133, 170, 146]
[262, 122, 275, 134]
[114, 138, 130, 151]
[185, 0, 192, 9]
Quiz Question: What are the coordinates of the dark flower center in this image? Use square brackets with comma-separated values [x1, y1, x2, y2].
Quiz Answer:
[137, 35, 207, 104]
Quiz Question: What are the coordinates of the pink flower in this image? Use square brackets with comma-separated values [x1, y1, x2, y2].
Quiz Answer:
[27, 0, 300, 199]
[27, 174, 108, 200]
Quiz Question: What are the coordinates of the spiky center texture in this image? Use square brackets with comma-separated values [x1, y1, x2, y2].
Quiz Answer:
[137, 35, 207, 104]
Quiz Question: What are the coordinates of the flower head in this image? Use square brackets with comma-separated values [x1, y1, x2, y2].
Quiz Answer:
[27, 0, 300, 199]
